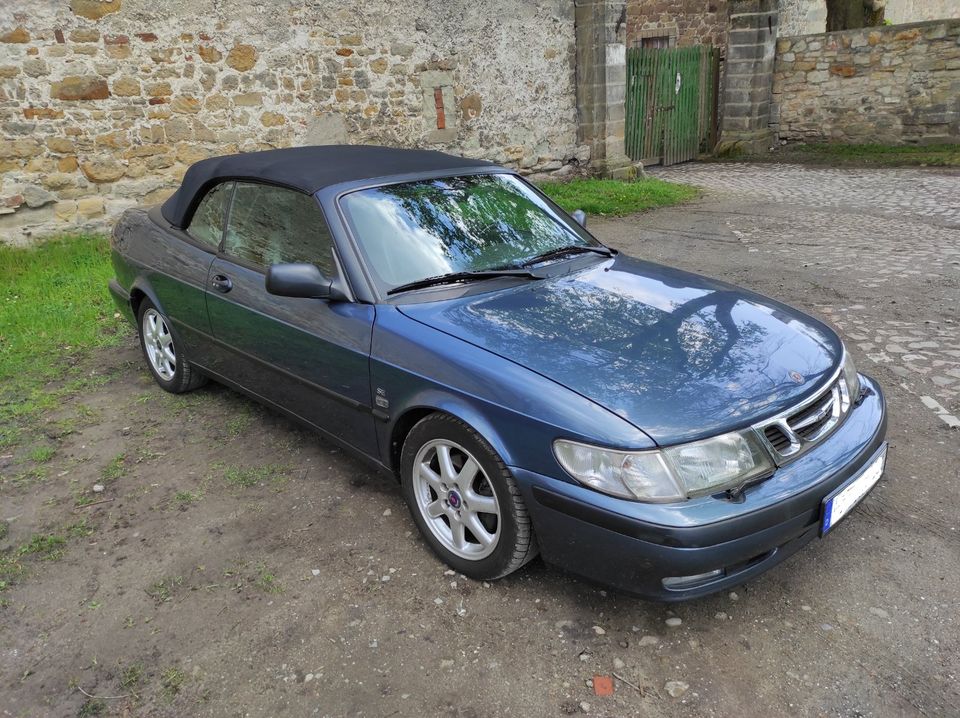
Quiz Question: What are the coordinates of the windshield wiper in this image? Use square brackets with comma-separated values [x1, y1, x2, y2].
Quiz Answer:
[518, 244, 616, 268]
[387, 269, 544, 296]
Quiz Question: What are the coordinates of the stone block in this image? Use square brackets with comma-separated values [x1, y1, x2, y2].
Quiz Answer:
[226, 44, 257, 71]
[198, 45, 222, 63]
[54, 200, 78, 222]
[77, 197, 105, 219]
[51, 76, 110, 101]
[0, 27, 30, 43]
[260, 111, 286, 127]
[112, 76, 141, 96]
[81, 158, 125, 183]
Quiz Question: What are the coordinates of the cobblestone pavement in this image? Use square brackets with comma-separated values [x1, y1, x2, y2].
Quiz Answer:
[653, 162, 960, 228]
[646, 162, 960, 427]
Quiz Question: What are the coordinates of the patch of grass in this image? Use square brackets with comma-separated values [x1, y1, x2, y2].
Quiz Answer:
[28, 445, 56, 463]
[78, 698, 106, 717]
[135, 446, 162, 463]
[18, 533, 66, 561]
[173, 490, 201, 507]
[100, 453, 126, 482]
[66, 519, 95, 539]
[120, 663, 143, 689]
[3, 466, 47, 488]
[160, 667, 186, 700]
[1, 521, 93, 595]
[146, 576, 183, 605]
[254, 562, 283, 594]
[0, 235, 127, 445]
[223, 464, 288, 489]
[0, 554, 24, 593]
[538, 177, 698, 217]
[225, 407, 254, 438]
[737, 142, 960, 168]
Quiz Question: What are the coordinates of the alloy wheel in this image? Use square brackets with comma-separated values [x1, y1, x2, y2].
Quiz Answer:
[142, 308, 176, 380]
[412, 439, 501, 560]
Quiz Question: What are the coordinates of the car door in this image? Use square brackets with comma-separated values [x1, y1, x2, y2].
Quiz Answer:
[203, 181, 378, 455]
[145, 181, 232, 358]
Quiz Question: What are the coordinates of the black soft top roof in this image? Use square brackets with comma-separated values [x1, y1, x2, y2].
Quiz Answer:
[159, 145, 496, 228]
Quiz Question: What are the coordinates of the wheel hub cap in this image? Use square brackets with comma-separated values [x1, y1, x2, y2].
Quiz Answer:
[447, 489, 462, 509]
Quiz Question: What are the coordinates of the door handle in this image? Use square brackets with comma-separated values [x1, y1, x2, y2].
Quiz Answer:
[211, 274, 232, 293]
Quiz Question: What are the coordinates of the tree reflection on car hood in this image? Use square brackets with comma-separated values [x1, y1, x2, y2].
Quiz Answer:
[398, 254, 843, 444]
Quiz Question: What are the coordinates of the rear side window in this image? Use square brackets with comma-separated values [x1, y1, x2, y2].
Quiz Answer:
[223, 183, 335, 276]
[188, 182, 232, 248]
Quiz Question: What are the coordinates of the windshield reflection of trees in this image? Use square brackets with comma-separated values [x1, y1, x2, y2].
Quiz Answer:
[444, 270, 831, 424]
[372, 175, 582, 271]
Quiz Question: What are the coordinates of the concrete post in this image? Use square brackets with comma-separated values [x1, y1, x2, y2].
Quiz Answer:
[575, 0, 635, 178]
[718, 0, 779, 154]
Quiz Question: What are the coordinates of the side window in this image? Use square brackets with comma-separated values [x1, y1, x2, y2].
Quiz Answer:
[223, 183, 336, 276]
[187, 182, 232, 248]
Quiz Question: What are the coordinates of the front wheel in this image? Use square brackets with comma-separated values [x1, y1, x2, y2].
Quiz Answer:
[137, 299, 207, 394]
[400, 414, 538, 580]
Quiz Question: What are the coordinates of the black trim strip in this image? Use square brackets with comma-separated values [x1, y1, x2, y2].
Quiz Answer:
[168, 316, 372, 413]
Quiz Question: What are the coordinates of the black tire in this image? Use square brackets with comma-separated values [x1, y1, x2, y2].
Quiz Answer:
[136, 298, 207, 394]
[400, 413, 538, 580]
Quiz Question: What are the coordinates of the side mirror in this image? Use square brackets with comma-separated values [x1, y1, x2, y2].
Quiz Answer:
[266, 263, 342, 300]
[571, 209, 587, 228]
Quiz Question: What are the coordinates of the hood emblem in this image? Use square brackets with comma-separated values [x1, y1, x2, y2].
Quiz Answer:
[788, 370, 805, 384]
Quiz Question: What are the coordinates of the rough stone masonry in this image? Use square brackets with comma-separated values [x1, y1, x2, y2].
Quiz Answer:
[0, 0, 589, 243]
[772, 18, 960, 144]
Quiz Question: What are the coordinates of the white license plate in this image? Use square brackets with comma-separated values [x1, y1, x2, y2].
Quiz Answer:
[820, 444, 887, 536]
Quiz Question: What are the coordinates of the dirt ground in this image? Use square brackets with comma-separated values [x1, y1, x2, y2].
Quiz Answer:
[2, 163, 959, 717]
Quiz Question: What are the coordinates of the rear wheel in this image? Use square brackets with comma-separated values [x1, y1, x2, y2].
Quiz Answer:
[137, 299, 206, 394]
[400, 414, 537, 580]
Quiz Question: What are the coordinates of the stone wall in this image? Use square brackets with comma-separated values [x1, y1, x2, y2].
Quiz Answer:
[627, 0, 730, 51]
[772, 19, 960, 144]
[779, 0, 959, 37]
[0, 0, 584, 243]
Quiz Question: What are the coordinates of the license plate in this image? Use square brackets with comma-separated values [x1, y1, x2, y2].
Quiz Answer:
[820, 444, 887, 536]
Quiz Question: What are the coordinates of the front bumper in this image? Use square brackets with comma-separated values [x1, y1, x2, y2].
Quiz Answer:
[512, 374, 887, 601]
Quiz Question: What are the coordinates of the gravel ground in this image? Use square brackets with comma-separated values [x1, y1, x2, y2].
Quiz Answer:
[1, 162, 958, 717]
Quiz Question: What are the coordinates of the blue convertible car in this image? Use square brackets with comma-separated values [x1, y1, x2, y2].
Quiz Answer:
[109, 146, 887, 600]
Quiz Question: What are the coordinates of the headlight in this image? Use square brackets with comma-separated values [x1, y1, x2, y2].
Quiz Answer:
[554, 431, 775, 503]
[841, 350, 861, 404]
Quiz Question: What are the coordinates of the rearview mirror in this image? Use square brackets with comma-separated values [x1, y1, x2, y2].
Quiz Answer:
[572, 209, 587, 228]
[266, 263, 341, 300]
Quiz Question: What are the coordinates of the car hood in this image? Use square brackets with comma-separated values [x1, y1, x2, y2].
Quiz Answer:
[397, 255, 843, 445]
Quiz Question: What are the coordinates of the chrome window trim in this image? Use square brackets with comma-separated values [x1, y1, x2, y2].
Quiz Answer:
[751, 358, 850, 465]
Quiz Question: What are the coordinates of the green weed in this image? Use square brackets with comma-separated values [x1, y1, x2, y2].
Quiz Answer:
[146, 576, 183, 604]
[28, 445, 56, 463]
[223, 464, 288, 489]
[160, 667, 185, 700]
[100, 453, 126, 482]
[18, 534, 66, 560]
[254, 562, 283, 594]
[120, 663, 143, 689]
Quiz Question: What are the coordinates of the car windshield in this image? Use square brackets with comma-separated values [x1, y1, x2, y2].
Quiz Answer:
[339, 173, 598, 294]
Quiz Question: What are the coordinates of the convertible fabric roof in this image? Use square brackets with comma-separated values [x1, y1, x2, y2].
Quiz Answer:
[159, 145, 496, 228]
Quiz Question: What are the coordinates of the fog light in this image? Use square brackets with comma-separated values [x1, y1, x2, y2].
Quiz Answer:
[661, 569, 724, 590]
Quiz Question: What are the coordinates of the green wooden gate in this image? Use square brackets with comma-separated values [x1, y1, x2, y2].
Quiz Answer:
[625, 45, 720, 166]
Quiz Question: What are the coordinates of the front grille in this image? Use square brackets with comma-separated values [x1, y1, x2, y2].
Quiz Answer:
[763, 424, 792, 452]
[755, 374, 852, 463]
